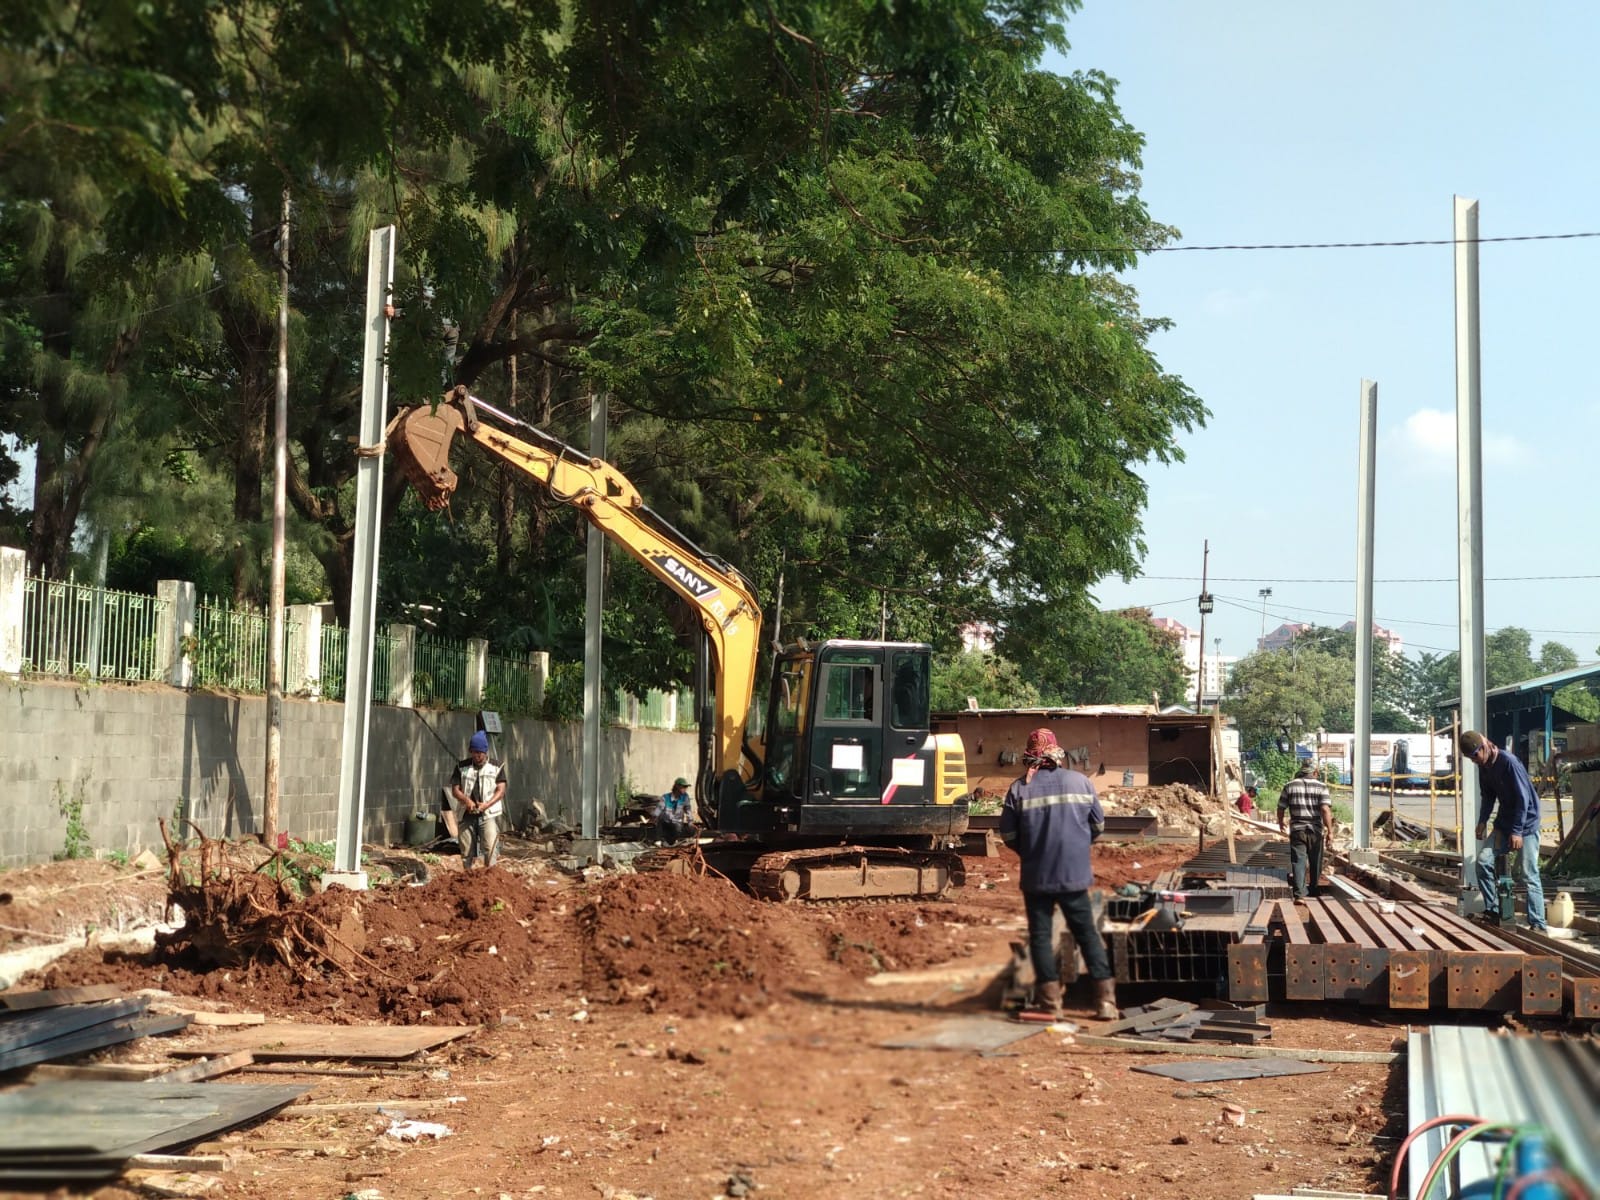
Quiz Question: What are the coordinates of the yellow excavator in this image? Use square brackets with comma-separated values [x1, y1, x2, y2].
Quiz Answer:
[389, 387, 969, 900]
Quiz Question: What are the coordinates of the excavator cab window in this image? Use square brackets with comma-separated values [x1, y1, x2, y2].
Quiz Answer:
[889, 653, 928, 730]
[763, 658, 811, 794]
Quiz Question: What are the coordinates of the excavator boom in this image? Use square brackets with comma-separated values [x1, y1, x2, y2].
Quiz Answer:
[389, 389, 763, 793]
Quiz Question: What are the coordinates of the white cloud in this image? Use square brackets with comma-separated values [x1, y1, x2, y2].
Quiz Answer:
[1390, 408, 1532, 468]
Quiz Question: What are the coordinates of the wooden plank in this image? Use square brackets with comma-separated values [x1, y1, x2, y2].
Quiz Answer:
[151, 1052, 256, 1084]
[124, 1154, 229, 1173]
[1075, 1034, 1399, 1064]
[166, 1023, 474, 1062]
[26, 1063, 170, 1083]
[0, 985, 126, 1011]
[187, 1012, 266, 1028]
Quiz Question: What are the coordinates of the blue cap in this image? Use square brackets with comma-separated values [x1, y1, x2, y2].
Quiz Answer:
[469, 731, 490, 753]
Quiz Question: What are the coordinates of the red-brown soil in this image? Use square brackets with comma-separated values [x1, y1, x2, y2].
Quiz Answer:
[4, 837, 1419, 1200]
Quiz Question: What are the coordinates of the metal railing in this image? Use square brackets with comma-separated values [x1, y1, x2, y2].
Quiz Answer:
[22, 575, 167, 682]
[11, 574, 674, 729]
[413, 632, 469, 709]
[485, 652, 540, 719]
[190, 596, 297, 693]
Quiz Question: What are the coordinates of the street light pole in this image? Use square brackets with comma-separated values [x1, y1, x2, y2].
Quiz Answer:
[1258, 587, 1272, 644]
[1195, 540, 1213, 711]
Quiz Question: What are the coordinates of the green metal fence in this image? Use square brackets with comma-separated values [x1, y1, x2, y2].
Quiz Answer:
[190, 596, 297, 692]
[12, 576, 670, 728]
[413, 632, 469, 709]
[485, 652, 541, 718]
[320, 622, 349, 701]
[21, 575, 167, 682]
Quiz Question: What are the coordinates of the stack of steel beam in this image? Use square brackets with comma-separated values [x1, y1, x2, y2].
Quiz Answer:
[1227, 897, 1578, 1016]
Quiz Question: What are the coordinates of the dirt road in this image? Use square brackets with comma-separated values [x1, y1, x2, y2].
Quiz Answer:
[16, 842, 1408, 1200]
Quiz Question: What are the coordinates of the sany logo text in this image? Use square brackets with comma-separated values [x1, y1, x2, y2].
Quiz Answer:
[649, 553, 721, 602]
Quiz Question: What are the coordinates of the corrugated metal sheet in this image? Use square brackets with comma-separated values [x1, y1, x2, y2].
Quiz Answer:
[1407, 1026, 1600, 1199]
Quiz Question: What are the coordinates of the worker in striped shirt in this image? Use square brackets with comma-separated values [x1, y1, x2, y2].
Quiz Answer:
[1276, 760, 1333, 900]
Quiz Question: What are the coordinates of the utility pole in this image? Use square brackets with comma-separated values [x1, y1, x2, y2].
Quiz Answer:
[1195, 540, 1213, 711]
[1257, 587, 1272, 644]
[264, 189, 290, 846]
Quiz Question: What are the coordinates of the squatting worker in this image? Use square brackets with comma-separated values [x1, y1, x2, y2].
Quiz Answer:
[998, 728, 1118, 1021]
[657, 777, 694, 844]
[1277, 761, 1332, 900]
[452, 730, 507, 869]
[1461, 730, 1546, 931]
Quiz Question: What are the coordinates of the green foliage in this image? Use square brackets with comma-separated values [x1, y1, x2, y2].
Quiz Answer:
[263, 837, 336, 897]
[1004, 606, 1189, 707]
[106, 848, 131, 867]
[1251, 748, 1300, 791]
[54, 777, 91, 860]
[930, 651, 1040, 712]
[1226, 645, 1352, 753]
[3, 0, 1204, 689]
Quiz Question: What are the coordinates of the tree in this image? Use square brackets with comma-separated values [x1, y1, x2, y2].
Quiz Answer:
[1226, 645, 1352, 751]
[4, 1, 1206, 702]
[930, 651, 1041, 713]
[1002, 605, 1187, 707]
[1285, 625, 1423, 732]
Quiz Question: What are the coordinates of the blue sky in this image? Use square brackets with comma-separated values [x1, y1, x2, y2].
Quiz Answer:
[1049, 1, 1600, 665]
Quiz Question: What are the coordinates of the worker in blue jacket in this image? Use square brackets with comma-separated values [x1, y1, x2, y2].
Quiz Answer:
[1461, 729, 1546, 932]
[998, 728, 1117, 1021]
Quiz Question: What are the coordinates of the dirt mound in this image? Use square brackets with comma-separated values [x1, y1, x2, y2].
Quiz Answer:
[576, 871, 985, 1018]
[0, 859, 170, 951]
[35, 868, 578, 1024]
[1103, 782, 1230, 833]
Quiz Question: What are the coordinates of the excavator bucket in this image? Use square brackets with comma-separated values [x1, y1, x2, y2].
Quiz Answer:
[389, 403, 466, 511]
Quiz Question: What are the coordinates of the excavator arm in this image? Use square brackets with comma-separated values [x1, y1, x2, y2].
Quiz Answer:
[388, 388, 764, 799]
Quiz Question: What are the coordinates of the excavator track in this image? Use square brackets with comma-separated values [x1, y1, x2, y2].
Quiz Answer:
[745, 845, 964, 903]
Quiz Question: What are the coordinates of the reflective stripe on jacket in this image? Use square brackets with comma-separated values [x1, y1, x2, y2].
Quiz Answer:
[997, 766, 1104, 893]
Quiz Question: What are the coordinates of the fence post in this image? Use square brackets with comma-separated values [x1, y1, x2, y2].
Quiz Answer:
[389, 622, 415, 708]
[156, 579, 196, 688]
[466, 637, 488, 706]
[663, 689, 678, 731]
[529, 649, 549, 713]
[0, 547, 24, 675]
[288, 603, 322, 698]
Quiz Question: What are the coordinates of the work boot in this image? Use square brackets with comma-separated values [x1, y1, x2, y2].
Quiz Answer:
[1093, 977, 1119, 1021]
[1032, 979, 1064, 1018]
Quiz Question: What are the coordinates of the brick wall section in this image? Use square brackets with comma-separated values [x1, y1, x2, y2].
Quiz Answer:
[0, 676, 696, 867]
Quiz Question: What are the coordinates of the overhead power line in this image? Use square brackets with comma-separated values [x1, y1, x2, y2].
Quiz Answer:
[1136, 573, 1600, 585]
[1147, 231, 1600, 252]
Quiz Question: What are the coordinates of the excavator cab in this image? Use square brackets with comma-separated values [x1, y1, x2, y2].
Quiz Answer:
[746, 641, 967, 842]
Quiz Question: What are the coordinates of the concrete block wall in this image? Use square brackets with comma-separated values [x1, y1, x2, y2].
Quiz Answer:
[0, 676, 697, 867]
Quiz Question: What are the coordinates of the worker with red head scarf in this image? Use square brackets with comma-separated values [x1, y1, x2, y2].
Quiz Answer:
[998, 728, 1117, 1021]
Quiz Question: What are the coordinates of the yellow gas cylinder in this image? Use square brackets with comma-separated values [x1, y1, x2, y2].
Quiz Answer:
[1547, 891, 1575, 929]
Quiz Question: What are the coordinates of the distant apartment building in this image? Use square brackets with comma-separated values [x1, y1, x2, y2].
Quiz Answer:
[1257, 620, 1403, 656]
[1150, 615, 1236, 703]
